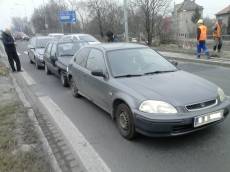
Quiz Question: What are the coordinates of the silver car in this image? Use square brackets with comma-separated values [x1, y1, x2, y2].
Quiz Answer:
[68, 43, 230, 140]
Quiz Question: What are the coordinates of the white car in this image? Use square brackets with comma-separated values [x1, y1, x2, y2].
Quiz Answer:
[59, 34, 100, 44]
[48, 33, 64, 39]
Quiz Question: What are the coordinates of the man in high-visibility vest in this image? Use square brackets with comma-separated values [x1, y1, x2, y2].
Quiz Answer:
[213, 18, 222, 53]
[196, 19, 210, 59]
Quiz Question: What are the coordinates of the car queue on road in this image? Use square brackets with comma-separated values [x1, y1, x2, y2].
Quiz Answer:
[26, 33, 230, 140]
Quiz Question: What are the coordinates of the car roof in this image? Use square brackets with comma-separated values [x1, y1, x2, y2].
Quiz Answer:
[84, 43, 147, 51]
[35, 36, 53, 39]
[65, 33, 91, 37]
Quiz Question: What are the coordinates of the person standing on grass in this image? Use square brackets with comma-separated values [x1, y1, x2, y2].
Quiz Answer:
[213, 18, 223, 53]
[1, 28, 21, 72]
[196, 19, 210, 59]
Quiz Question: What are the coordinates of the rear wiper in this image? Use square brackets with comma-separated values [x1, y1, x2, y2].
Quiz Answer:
[114, 74, 143, 78]
[144, 70, 177, 75]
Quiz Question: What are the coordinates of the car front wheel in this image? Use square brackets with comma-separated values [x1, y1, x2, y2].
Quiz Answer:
[70, 78, 81, 98]
[115, 103, 136, 140]
[61, 72, 69, 87]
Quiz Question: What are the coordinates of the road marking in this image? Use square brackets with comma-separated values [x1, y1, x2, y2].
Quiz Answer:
[24, 51, 28, 55]
[39, 96, 111, 172]
[17, 52, 21, 56]
[20, 68, 36, 86]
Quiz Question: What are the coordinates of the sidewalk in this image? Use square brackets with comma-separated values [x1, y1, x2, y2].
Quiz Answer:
[0, 62, 53, 171]
[159, 51, 230, 67]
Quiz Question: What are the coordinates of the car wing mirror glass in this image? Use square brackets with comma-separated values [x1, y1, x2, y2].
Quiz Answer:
[91, 70, 106, 78]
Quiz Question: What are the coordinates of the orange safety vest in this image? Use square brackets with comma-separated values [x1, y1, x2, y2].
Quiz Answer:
[213, 23, 221, 38]
[198, 25, 207, 41]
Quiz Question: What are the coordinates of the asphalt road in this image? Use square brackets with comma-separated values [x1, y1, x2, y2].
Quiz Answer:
[16, 41, 230, 172]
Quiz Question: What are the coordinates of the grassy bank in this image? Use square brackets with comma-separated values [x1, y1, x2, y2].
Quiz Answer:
[0, 63, 52, 172]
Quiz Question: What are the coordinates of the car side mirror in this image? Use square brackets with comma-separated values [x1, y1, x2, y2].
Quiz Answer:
[91, 70, 106, 78]
[28, 45, 35, 50]
[170, 60, 178, 67]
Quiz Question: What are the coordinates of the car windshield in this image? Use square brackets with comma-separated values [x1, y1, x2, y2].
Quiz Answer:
[78, 35, 98, 42]
[107, 48, 177, 77]
[57, 42, 86, 57]
[36, 38, 52, 48]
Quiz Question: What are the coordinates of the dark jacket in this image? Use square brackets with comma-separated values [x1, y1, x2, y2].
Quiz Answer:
[1, 31, 16, 53]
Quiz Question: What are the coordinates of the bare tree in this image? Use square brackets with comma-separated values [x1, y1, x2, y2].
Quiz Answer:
[87, 0, 108, 38]
[133, 0, 172, 45]
[68, 0, 90, 32]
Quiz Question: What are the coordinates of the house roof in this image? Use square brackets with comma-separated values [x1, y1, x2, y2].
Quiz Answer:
[177, 0, 203, 12]
[216, 5, 230, 16]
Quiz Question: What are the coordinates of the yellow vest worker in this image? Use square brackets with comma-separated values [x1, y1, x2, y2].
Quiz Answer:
[196, 19, 210, 59]
[213, 19, 223, 52]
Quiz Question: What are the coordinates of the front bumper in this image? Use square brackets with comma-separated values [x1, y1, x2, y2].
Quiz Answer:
[36, 57, 45, 67]
[134, 99, 230, 137]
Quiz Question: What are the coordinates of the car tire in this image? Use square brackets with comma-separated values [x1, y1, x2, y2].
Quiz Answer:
[70, 79, 81, 98]
[61, 72, 69, 87]
[115, 103, 136, 140]
[45, 64, 51, 75]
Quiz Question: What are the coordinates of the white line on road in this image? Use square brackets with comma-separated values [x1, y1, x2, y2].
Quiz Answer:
[20, 68, 36, 86]
[24, 51, 28, 55]
[17, 52, 21, 56]
[39, 96, 111, 172]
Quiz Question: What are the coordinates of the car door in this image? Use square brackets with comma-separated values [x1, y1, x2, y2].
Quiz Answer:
[49, 43, 59, 75]
[28, 38, 36, 61]
[71, 47, 90, 96]
[84, 48, 110, 110]
[43, 42, 52, 64]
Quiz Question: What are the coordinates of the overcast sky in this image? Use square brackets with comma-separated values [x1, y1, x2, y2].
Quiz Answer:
[0, 0, 229, 30]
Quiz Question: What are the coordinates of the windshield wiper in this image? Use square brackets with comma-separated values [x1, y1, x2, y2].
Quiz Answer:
[60, 54, 73, 57]
[144, 70, 177, 75]
[114, 74, 143, 78]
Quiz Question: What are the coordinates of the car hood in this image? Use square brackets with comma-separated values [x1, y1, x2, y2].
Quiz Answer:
[116, 70, 218, 106]
[57, 56, 72, 67]
[35, 48, 45, 55]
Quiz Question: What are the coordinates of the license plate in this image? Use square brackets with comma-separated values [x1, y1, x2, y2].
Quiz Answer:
[194, 110, 224, 128]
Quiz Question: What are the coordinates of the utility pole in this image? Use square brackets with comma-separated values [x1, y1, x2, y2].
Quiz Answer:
[124, 0, 129, 42]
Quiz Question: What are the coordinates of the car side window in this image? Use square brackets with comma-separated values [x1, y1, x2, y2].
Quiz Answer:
[50, 43, 57, 57]
[86, 49, 106, 72]
[75, 48, 90, 67]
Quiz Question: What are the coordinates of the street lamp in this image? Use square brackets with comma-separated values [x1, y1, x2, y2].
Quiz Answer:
[124, 0, 129, 42]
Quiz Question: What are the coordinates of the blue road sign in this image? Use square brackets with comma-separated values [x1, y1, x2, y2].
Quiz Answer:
[59, 11, 77, 23]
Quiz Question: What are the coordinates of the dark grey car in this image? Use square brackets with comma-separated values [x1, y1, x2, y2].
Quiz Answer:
[68, 43, 230, 140]
[27, 36, 53, 69]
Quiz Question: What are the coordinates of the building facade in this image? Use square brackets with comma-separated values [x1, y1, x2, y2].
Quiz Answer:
[173, 0, 203, 39]
[216, 5, 230, 34]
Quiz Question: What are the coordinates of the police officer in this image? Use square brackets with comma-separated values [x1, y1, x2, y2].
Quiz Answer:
[1, 28, 21, 72]
[196, 19, 210, 59]
[213, 18, 222, 53]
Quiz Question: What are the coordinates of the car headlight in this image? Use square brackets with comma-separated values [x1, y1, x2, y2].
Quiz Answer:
[218, 87, 225, 102]
[139, 100, 177, 114]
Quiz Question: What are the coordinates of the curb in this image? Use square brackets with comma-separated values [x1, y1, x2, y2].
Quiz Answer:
[9, 69, 62, 172]
[165, 55, 230, 68]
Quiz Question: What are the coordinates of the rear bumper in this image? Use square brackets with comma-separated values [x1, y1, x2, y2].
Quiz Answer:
[134, 99, 230, 137]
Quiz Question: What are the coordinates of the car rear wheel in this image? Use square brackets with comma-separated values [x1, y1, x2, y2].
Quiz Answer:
[70, 79, 81, 98]
[45, 64, 51, 75]
[61, 72, 69, 87]
[115, 103, 136, 140]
